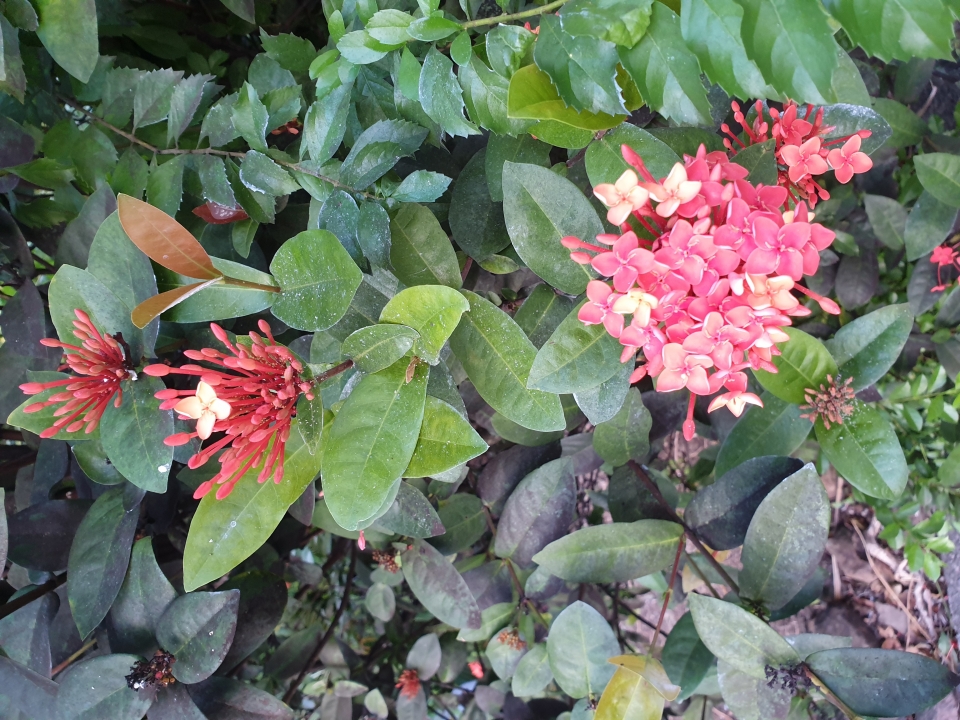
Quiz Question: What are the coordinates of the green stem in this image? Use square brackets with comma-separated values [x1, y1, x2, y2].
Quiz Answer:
[462, 0, 572, 29]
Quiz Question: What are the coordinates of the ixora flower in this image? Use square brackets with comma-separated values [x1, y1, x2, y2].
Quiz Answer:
[562, 102, 865, 440]
[396, 669, 421, 699]
[19, 309, 136, 438]
[143, 320, 315, 500]
[930, 244, 960, 292]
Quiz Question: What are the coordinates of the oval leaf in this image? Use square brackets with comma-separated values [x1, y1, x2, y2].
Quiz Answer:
[155, 590, 240, 683]
[754, 328, 838, 405]
[401, 540, 482, 630]
[546, 601, 620, 699]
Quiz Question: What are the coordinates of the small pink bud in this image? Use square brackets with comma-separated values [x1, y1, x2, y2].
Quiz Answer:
[142, 364, 171, 377]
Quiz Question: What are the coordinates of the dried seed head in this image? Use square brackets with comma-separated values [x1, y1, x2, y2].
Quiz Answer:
[799, 375, 855, 429]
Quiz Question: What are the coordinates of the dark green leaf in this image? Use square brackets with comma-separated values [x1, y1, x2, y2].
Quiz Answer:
[591, 387, 651, 467]
[502, 162, 601, 295]
[449, 149, 511, 261]
[109, 537, 177, 656]
[732, 139, 778, 185]
[406, 397, 487, 478]
[546, 601, 619, 698]
[815, 401, 907, 500]
[260, 30, 316, 74]
[147, 156, 186, 218]
[485, 135, 551, 203]
[754, 328, 838, 404]
[905, 190, 958, 261]
[824, 304, 912, 390]
[661, 612, 714, 701]
[133, 69, 182, 130]
[806, 648, 959, 717]
[863, 194, 906, 249]
[914, 152, 960, 207]
[714, 393, 812, 477]
[188, 677, 293, 719]
[35, 0, 98, 82]
[156, 590, 240, 683]
[872, 97, 928, 148]
[0, 16, 26, 102]
[373, 481, 445, 537]
[429, 494, 486, 554]
[685, 456, 804, 550]
[153, 258, 277, 324]
[491, 413, 564, 446]
[494, 457, 576, 567]
[357, 201, 392, 269]
[460, 55, 533, 136]
[514, 285, 577, 350]
[450, 291, 565, 432]
[321, 360, 427, 530]
[486, 25, 536, 79]
[574, 359, 631, 425]
[585, 123, 680, 188]
[392, 170, 451, 203]
[380, 285, 470, 365]
[401, 540, 482, 629]
[302, 83, 352, 164]
[239, 151, 299, 196]
[0, 589, 57, 675]
[56, 654, 155, 719]
[232, 82, 269, 153]
[389, 203, 462, 289]
[67, 487, 140, 639]
[820, 103, 892, 155]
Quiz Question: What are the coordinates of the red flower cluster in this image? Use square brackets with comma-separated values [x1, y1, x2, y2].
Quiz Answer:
[396, 669, 421, 699]
[143, 320, 314, 500]
[722, 100, 872, 207]
[19, 309, 135, 438]
[563, 102, 873, 440]
[931, 244, 960, 292]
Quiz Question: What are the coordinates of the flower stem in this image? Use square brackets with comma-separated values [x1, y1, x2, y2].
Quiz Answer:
[461, 0, 572, 29]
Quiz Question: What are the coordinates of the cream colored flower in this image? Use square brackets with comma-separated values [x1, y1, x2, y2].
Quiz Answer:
[611, 289, 659, 326]
[647, 164, 701, 217]
[174, 381, 231, 440]
[593, 170, 649, 225]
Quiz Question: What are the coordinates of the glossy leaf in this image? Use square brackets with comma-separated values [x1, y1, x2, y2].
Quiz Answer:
[559, 0, 653, 46]
[905, 190, 958, 261]
[6, 499, 92, 571]
[592, 388, 652, 467]
[342, 324, 419, 374]
[507, 64, 625, 132]
[374, 482, 444, 538]
[821, 0, 953, 62]
[585, 123, 680, 188]
[380, 285, 470, 365]
[153, 258, 277, 323]
[688, 594, 798, 678]
[401, 540, 482, 629]
[389, 203, 463, 289]
[321, 360, 427, 530]
[714, 393, 811, 477]
[450, 291, 565, 433]
[815, 400, 908, 500]
[824, 304, 913, 390]
[405, 397, 487, 478]
[914, 152, 960, 207]
[685, 456, 804, 550]
[339, 120, 428, 189]
[156, 590, 240, 683]
[754, 328, 838, 404]
[419, 47, 478, 137]
[448, 148, 511, 261]
[820, 103, 892, 155]
[546, 601, 620, 698]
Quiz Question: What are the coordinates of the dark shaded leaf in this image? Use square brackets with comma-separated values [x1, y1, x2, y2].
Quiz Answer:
[401, 540, 482, 629]
[109, 537, 178, 656]
[156, 590, 240, 683]
[7, 500, 92, 571]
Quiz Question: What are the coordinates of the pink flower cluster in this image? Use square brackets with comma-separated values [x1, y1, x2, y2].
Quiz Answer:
[722, 100, 872, 207]
[931, 245, 960, 292]
[562, 103, 873, 440]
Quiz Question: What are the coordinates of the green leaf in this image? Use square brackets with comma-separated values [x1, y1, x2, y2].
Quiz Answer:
[806, 648, 960, 718]
[4, 0, 37, 31]
[0, 588, 56, 675]
[738, 463, 829, 610]
[219, 571, 289, 672]
[239, 150, 299, 196]
[231, 82, 270, 153]
[513, 643, 553, 698]
[407, 15, 460, 41]
[132, 69, 181, 130]
[429, 493, 486, 554]
[732, 139, 778, 185]
[821, 0, 953, 62]
[714, 393, 812, 477]
[302, 83, 352, 164]
[154, 257, 277, 323]
[594, 666, 666, 720]
[56, 655, 155, 719]
[824, 304, 913, 390]
[491, 413, 564, 446]
[688, 594, 798, 678]
[449, 149, 511, 261]
[914, 152, 960, 207]
[109, 537, 177, 656]
[0, 16, 26, 102]
[296, 392, 324, 456]
[905, 190, 958, 261]
[661, 612, 714, 701]
[182, 424, 322, 590]
[147, 155, 186, 218]
[357, 201, 392, 269]
[460, 55, 534, 137]
[337, 30, 390, 65]
[735, 0, 838, 103]
[618, 3, 713, 124]
[862, 194, 906, 250]
[585, 124, 681, 188]
[366, 582, 396, 622]
[200, 93, 240, 148]
[716, 660, 792, 720]
[373, 480, 445, 537]
[366, 10, 414, 46]
[156, 590, 240, 683]
[679, 0, 774, 99]
[196, 155, 237, 211]
[495, 457, 576, 567]
[260, 30, 316, 74]
[165, 72, 213, 145]
[321, 360, 427, 531]
[546, 601, 620, 698]
[502, 162, 601, 295]
[754, 328, 838, 404]
[514, 285, 577, 350]
[685, 456, 803, 550]
[574, 360, 631, 425]
[67, 487, 140, 640]
[100, 376, 174, 494]
[559, 0, 653, 46]
[269, 229, 362, 332]
[485, 135, 551, 203]
[393, 170, 452, 203]
[820, 103, 892, 155]
[7, 373, 95, 441]
[220, 0, 254, 21]
[457, 601, 514, 642]
[527, 301, 624, 394]
[342, 324, 419, 374]
[507, 64, 626, 132]
[389, 203, 462, 289]
[872, 97, 929, 148]
[35, 0, 97, 82]
[401, 540, 482, 629]
[450, 291, 565, 433]
[486, 25, 536, 79]
[592, 388, 651, 467]
[815, 400, 908, 500]
[405, 397, 487, 478]
[534, 16, 627, 117]
[379, 285, 469, 365]
[48, 264, 144, 363]
[419, 47, 478, 137]
[533, 519, 682, 583]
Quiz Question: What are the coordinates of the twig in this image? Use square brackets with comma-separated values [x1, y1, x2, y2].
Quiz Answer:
[503, 559, 549, 628]
[462, 0, 573, 28]
[314, 359, 354, 384]
[627, 461, 740, 595]
[610, 583, 626, 647]
[599, 586, 660, 633]
[918, 84, 938, 118]
[0, 573, 66, 621]
[852, 523, 933, 643]
[461, 256, 473, 282]
[652, 536, 684, 653]
[51, 638, 97, 677]
[282, 546, 357, 704]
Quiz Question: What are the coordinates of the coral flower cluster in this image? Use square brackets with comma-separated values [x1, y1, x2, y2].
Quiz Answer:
[722, 100, 872, 207]
[930, 244, 960, 292]
[19, 309, 135, 438]
[563, 102, 873, 440]
[143, 320, 314, 500]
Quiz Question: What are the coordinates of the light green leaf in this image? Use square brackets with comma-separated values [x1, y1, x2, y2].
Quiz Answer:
[389, 203, 463, 289]
[821, 0, 953, 62]
[754, 328, 838, 404]
[585, 123, 681, 188]
[405, 397, 487, 478]
[35, 0, 97, 82]
[507, 64, 626, 131]
[559, 0, 653, 46]
[460, 55, 534, 137]
[392, 170, 452, 203]
[512, 643, 553, 698]
[420, 47, 478, 137]
[824, 304, 913, 390]
[342, 324, 419, 374]
[133, 69, 182, 131]
[914, 152, 960, 207]
[302, 83, 352, 163]
[232, 82, 269, 153]
[240, 151, 300, 196]
[546, 601, 620, 698]
[380, 285, 469, 365]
